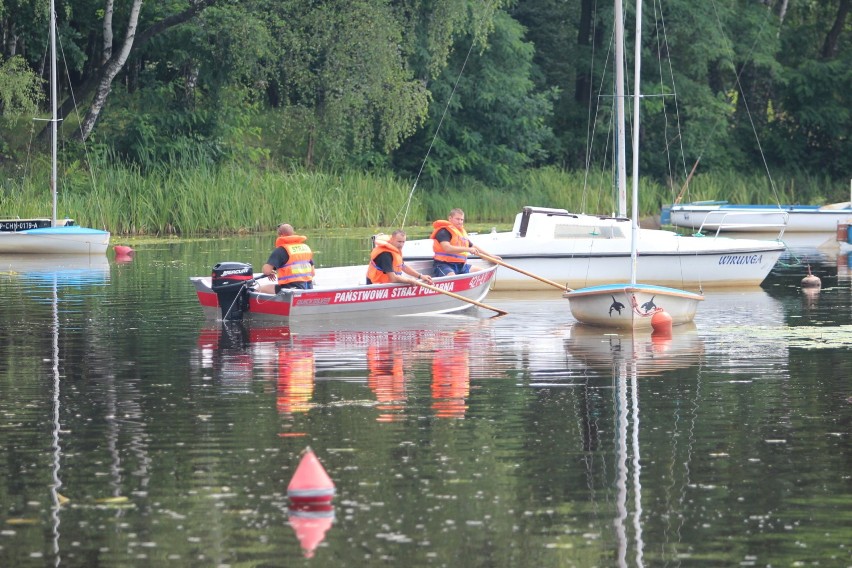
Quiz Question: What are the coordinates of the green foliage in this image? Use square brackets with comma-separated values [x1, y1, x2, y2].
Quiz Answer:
[0, 55, 44, 122]
[767, 58, 852, 177]
[2, 0, 850, 214]
[1, 155, 429, 235]
[269, 0, 432, 167]
[394, 10, 556, 185]
[93, 84, 267, 167]
[402, 0, 507, 80]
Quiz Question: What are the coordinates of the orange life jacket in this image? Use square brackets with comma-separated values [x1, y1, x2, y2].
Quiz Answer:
[366, 241, 404, 284]
[431, 220, 471, 264]
[275, 235, 315, 286]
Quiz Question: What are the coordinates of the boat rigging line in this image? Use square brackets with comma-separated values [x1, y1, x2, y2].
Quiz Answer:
[396, 41, 477, 230]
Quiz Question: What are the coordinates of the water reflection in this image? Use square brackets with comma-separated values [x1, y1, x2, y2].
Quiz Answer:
[566, 325, 707, 567]
[431, 333, 471, 419]
[838, 252, 851, 282]
[567, 323, 704, 376]
[0, 254, 110, 287]
[287, 503, 335, 558]
[367, 344, 406, 422]
[1, 236, 849, 566]
[801, 286, 821, 310]
[0, 256, 111, 567]
[194, 315, 493, 423]
[49, 275, 63, 566]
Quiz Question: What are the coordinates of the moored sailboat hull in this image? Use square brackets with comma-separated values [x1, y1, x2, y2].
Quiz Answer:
[665, 202, 852, 233]
[564, 284, 703, 329]
[0, 225, 110, 254]
[401, 209, 784, 291]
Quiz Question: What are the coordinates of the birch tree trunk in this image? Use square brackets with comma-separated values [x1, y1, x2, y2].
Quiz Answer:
[52, 0, 217, 141]
[69, 0, 219, 141]
[75, 0, 141, 141]
[776, 0, 789, 26]
[102, 0, 114, 64]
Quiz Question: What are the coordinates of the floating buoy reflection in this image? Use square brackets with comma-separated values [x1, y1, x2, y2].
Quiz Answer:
[288, 503, 334, 558]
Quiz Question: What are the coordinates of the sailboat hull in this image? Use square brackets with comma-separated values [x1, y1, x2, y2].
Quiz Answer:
[564, 284, 703, 329]
[666, 202, 852, 233]
[402, 209, 784, 291]
[0, 226, 111, 254]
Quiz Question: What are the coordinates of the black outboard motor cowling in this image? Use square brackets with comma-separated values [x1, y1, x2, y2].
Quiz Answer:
[211, 262, 253, 320]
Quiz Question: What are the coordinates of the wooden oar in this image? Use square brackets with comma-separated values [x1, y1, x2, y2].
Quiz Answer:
[477, 253, 574, 292]
[413, 280, 507, 316]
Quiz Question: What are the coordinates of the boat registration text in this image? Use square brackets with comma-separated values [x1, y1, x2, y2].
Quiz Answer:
[718, 254, 763, 265]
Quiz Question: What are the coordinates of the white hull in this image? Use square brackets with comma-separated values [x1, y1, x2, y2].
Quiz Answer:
[666, 202, 852, 233]
[0, 224, 110, 254]
[564, 284, 703, 329]
[191, 261, 498, 322]
[402, 208, 784, 291]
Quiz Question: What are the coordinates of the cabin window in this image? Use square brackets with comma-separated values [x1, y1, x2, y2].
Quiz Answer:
[553, 224, 624, 239]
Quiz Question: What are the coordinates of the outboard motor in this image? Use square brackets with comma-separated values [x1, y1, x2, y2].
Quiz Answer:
[211, 262, 253, 320]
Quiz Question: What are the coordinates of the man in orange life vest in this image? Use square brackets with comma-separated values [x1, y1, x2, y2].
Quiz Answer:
[260, 223, 315, 292]
[431, 208, 500, 276]
[366, 230, 434, 285]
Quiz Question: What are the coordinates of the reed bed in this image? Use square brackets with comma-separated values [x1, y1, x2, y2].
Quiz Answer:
[2, 157, 842, 236]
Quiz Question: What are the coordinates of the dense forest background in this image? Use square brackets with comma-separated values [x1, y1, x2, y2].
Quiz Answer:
[0, 0, 850, 233]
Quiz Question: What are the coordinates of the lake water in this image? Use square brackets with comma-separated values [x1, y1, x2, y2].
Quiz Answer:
[0, 234, 850, 567]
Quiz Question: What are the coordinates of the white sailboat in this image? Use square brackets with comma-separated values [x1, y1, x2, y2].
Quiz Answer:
[564, 0, 702, 329]
[0, 0, 110, 255]
[400, 8, 784, 293]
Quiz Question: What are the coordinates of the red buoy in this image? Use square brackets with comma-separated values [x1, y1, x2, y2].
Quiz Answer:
[650, 309, 673, 336]
[287, 447, 335, 504]
[113, 245, 134, 256]
[288, 504, 334, 558]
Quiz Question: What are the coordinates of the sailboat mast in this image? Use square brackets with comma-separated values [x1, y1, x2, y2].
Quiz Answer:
[614, 0, 628, 218]
[629, 0, 643, 286]
[49, 0, 58, 228]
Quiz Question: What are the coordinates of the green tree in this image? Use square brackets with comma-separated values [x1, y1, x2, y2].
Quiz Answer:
[512, 0, 589, 169]
[270, 0, 430, 168]
[95, 1, 274, 164]
[767, 0, 851, 180]
[0, 55, 44, 121]
[394, 9, 555, 186]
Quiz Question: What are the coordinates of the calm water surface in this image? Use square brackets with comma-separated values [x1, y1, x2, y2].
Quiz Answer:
[0, 235, 850, 567]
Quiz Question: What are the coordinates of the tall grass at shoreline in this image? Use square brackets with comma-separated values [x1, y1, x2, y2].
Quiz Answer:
[1, 157, 844, 236]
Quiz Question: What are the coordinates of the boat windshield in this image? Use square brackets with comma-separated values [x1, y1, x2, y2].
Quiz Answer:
[554, 224, 625, 239]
